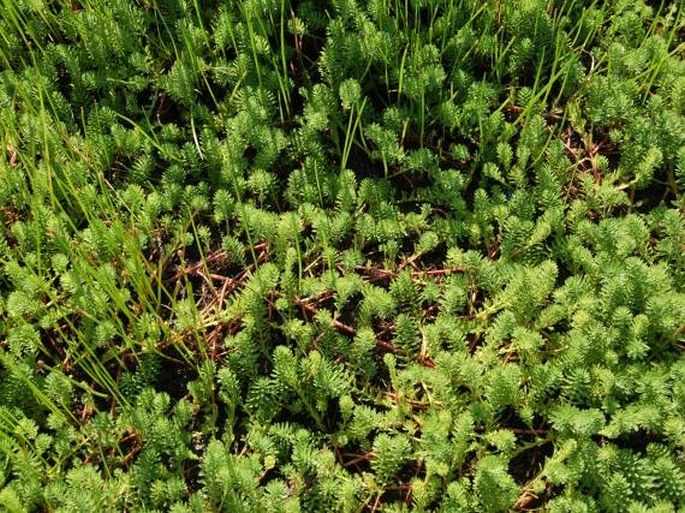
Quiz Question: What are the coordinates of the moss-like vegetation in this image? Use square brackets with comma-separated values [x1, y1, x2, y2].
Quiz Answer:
[0, 1, 684, 511]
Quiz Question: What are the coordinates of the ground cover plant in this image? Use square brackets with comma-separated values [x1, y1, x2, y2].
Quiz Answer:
[0, 0, 684, 511]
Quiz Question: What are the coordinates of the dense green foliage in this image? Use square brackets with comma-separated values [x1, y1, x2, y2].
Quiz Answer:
[0, 0, 684, 511]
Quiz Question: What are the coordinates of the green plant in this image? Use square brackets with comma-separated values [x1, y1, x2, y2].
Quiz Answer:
[0, 0, 684, 511]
